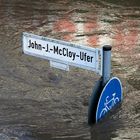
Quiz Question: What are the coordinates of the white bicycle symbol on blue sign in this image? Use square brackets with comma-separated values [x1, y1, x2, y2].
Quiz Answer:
[99, 93, 119, 118]
[96, 77, 123, 122]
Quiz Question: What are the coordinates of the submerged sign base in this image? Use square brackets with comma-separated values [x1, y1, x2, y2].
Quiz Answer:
[88, 77, 123, 125]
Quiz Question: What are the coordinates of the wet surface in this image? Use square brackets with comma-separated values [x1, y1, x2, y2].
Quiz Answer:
[0, 0, 140, 139]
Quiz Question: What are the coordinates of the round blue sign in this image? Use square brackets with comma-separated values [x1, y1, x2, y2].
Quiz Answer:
[96, 77, 123, 122]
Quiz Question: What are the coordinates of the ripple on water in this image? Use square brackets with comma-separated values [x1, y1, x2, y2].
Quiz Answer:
[0, 0, 140, 140]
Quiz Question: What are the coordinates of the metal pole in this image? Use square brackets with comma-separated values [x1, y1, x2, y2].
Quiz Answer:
[88, 46, 112, 125]
[102, 45, 112, 86]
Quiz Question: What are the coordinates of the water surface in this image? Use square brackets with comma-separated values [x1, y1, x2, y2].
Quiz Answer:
[0, 0, 139, 139]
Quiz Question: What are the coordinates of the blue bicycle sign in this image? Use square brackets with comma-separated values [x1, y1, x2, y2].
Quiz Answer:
[96, 77, 123, 122]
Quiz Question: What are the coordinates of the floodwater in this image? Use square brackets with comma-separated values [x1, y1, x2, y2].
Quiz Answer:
[0, 0, 140, 140]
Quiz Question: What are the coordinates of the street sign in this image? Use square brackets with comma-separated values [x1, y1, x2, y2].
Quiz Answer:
[22, 32, 103, 75]
[96, 77, 123, 122]
[22, 33, 123, 125]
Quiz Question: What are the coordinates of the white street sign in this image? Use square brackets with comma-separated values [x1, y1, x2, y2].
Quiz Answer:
[22, 32, 103, 75]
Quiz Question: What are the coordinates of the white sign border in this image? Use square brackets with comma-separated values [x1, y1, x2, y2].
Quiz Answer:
[22, 32, 103, 75]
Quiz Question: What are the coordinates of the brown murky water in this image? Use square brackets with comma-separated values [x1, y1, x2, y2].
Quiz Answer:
[0, 0, 140, 140]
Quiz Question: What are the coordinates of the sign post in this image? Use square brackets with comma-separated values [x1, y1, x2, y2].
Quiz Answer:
[22, 32, 123, 125]
[88, 45, 123, 125]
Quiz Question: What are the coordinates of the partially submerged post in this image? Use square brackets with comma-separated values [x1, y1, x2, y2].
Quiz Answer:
[88, 45, 112, 125]
[88, 45, 123, 125]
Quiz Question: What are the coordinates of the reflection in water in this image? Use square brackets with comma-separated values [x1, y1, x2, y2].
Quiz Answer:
[100, 0, 140, 7]
[0, 0, 140, 140]
[90, 104, 123, 140]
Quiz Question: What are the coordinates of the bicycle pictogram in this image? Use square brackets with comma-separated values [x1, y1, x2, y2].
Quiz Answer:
[99, 93, 119, 118]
